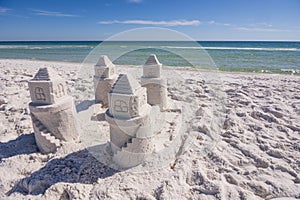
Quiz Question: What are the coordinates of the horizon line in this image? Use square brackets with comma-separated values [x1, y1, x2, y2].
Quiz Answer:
[0, 40, 300, 42]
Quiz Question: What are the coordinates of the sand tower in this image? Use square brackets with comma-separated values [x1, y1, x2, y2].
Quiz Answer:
[105, 73, 156, 169]
[28, 68, 78, 153]
[141, 54, 168, 111]
[94, 55, 117, 106]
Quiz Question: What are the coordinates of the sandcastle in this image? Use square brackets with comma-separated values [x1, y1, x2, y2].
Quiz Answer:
[141, 54, 168, 111]
[27, 55, 177, 169]
[94, 55, 117, 106]
[28, 68, 78, 153]
[105, 73, 159, 169]
[104, 54, 175, 169]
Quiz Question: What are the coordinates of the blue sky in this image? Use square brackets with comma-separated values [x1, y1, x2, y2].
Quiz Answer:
[0, 0, 300, 41]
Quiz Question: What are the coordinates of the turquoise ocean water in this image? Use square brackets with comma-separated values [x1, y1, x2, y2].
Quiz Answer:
[0, 41, 299, 72]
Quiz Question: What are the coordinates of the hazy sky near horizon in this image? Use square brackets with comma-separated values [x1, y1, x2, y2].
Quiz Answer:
[0, 0, 300, 41]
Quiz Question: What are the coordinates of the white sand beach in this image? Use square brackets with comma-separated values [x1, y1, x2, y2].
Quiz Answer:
[0, 59, 299, 199]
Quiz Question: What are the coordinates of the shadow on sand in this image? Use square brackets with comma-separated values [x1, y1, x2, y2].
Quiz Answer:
[0, 133, 38, 160]
[76, 100, 96, 113]
[7, 144, 118, 196]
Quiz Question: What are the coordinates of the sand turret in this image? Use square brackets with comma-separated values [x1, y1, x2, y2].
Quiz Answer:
[28, 67, 78, 153]
[141, 54, 168, 111]
[105, 73, 156, 169]
[94, 55, 117, 106]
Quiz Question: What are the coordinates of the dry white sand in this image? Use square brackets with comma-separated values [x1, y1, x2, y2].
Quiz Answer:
[0, 59, 299, 199]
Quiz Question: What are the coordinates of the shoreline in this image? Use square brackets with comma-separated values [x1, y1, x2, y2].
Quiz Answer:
[0, 58, 299, 75]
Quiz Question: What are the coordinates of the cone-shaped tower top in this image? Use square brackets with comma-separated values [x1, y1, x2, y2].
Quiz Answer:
[145, 54, 161, 66]
[111, 74, 140, 95]
[32, 67, 61, 81]
[94, 55, 116, 79]
[143, 54, 162, 78]
[96, 55, 114, 67]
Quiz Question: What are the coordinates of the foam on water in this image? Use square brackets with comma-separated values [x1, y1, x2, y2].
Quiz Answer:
[162, 46, 300, 52]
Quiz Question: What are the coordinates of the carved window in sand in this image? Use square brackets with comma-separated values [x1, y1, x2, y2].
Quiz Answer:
[114, 100, 128, 113]
[110, 67, 115, 77]
[56, 83, 65, 97]
[35, 87, 46, 101]
[130, 97, 139, 116]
